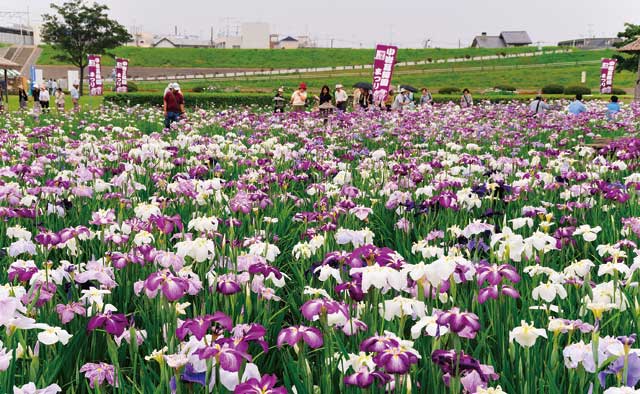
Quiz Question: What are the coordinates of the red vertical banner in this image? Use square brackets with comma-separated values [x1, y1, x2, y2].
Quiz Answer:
[88, 55, 103, 96]
[115, 58, 129, 93]
[600, 58, 617, 94]
[372, 44, 398, 104]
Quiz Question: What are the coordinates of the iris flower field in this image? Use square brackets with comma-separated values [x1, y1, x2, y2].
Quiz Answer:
[1, 101, 640, 394]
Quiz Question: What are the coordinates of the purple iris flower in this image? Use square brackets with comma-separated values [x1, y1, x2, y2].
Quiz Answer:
[476, 263, 521, 286]
[234, 374, 287, 394]
[181, 363, 206, 386]
[277, 326, 323, 349]
[197, 343, 252, 372]
[216, 274, 242, 295]
[436, 308, 481, 339]
[87, 312, 129, 336]
[300, 298, 348, 321]
[143, 270, 189, 302]
[176, 312, 233, 340]
[359, 334, 399, 353]
[599, 353, 640, 388]
[373, 346, 419, 374]
[344, 367, 391, 388]
[478, 285, 520, 304]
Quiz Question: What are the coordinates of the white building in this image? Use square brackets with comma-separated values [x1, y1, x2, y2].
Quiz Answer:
[128, 31, 155, 48]
[240, 22, 270, 49]
[0, 25, 34, 45]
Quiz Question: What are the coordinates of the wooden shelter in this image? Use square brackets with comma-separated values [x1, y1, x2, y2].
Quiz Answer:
[619, 38, 640, 101]
[0, 57, 20, 104]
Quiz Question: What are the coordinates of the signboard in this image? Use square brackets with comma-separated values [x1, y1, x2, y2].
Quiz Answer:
[67, 70, 79, 87]
[30, 65, 36, 88]
[87, 55, 103, 96]
[115, 58, 129, 93]
[600, 58, 617, 94]
[372, 44, 398, 104]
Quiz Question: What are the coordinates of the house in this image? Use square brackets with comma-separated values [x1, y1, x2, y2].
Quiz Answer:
[471, 31, 532, 48]
[558, 37, 623, 50]
[276, 36, 299, 49]
[153, 36, 212, 48]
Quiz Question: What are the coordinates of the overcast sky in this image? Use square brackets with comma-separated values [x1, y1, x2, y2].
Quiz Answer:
[1, 0, 639, 48]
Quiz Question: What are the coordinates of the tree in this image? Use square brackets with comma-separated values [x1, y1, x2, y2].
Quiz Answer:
[612, 23, 640, 99]
[613, 23, 640, 71]
[40, 0, 131, 95]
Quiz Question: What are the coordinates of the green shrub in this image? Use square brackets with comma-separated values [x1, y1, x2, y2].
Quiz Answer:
[438, 87, 460, 94]
[127, 81, 138, 92]
[494, 85, 516, 92]
[563, 85, 591, 95]
[611, 88, 627, 95]
[104, 92, 273, 108]
[541, 84, 564, 94]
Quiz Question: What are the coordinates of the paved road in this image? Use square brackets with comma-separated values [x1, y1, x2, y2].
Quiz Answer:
[37, 65, 261, 80]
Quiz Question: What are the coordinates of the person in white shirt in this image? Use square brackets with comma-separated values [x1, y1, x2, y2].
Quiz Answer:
[39, 85, 51, 113]
[70, 82, 80, 112]
[290, 82, 308, 112]
[334, 84, 348, 111]
[529, 96, 550, 116]
[392, 88, 411, 111]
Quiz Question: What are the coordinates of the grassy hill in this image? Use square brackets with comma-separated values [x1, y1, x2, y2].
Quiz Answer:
[131, 64, 633, 93]
[38, 45, 565, 69]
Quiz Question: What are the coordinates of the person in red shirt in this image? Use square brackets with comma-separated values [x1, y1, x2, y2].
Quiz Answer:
[172, 83, 185, 117]
[163, 84, 180, 128]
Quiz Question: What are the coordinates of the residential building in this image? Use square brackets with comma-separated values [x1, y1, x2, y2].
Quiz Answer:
[471, 31, 532, 48]
[276, 36, 299, 49]
[153, 36, 212, 48]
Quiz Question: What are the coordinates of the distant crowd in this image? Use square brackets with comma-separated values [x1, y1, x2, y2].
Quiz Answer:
[269, 83, 622, 121]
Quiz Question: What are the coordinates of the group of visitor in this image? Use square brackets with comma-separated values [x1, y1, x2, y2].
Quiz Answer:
[269, 83, 624, 122]
[275, 83, 443, 114]
[527, 93, 620, 119]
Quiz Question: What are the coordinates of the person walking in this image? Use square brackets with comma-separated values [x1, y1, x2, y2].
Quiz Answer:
[163, 84, 180, 128]
[51, 79, 58, 95]
[55, 88, 66, 113]
[290, 82, 308, 113]
[334, 84, 348, 111]
[39, 85, 50, 113]
[606, 95, 620, 120]
[70, 82, 80, 112]
[273, 87, 286, 113]
[18, 86, 28, 110]
[46, 79, 53, 96]
[529, 96, 550, 116]
[568, 93, 586, 115]
[419, 88, 433, 106]
[460, 89, 473, 108]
